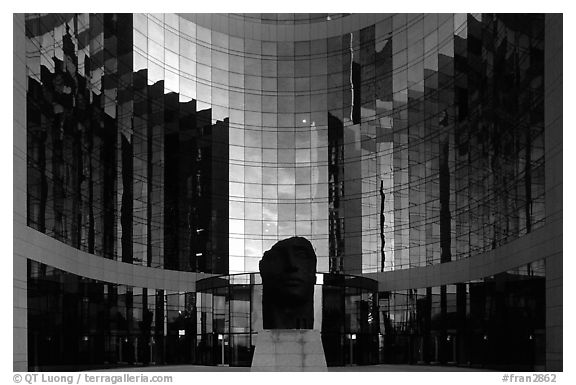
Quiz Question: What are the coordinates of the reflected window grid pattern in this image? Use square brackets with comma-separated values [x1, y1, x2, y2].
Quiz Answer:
[27, 259, 545, 368]
[27, 260, 197, 367]
[379, 259, 546, 367]
[25, 13, 545, 276]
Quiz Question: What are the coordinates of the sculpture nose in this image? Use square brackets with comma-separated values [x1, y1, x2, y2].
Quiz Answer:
[285, 252, 298, 271]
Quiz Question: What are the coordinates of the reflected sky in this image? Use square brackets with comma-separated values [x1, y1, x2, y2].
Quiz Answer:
[25, 13, 546, 277]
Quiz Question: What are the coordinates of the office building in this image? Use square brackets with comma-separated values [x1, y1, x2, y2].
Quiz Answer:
[13, 13, 562, 371]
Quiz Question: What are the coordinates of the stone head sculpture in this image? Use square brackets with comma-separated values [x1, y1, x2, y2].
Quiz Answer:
[258, 237, 317, 329]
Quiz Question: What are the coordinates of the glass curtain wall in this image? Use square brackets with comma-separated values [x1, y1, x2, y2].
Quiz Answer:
[25, 13, 545, 275]
[27, 259, 546, 369]
[194, 273, 380, 367]
[25, 13, 229, 273]
[27, 260, 196, 370]
[378, 259, 546, 370]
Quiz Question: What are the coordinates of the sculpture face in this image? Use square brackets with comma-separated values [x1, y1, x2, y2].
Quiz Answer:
[259, 237, 317, 304]
[259, 237, 317, 329]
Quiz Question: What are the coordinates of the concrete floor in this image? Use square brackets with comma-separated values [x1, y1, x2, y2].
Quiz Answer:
[92, 364, 492, 372]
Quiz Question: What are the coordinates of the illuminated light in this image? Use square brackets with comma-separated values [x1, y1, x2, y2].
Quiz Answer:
[218, 334, 223, 340]
[179, 330, 186, 336]
[83, 336, 89, 341]
[195, 252, 202, 257]
[351, 334, 356, 340]
[302, 119, 306, 123]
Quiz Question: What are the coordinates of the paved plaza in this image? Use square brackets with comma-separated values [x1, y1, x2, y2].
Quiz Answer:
[92, 364, 492, 372]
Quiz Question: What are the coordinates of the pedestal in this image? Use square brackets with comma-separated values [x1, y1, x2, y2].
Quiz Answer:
[251, 329, 328, 372]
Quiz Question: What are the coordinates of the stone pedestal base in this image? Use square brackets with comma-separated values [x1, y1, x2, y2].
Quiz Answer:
[251, 329, 327, 371]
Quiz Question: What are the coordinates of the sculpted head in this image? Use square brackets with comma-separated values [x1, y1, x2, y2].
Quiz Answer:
[259, 237, 317, 329]
[259, 237, 317, 303]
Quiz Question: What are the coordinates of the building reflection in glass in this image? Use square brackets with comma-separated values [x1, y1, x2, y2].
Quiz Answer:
[27, 259, 545, 369]
[26, 13, 545, 276]
[23, 12, 549, 371]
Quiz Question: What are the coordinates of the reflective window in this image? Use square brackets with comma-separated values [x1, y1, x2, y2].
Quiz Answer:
[25, 13, 547, 277]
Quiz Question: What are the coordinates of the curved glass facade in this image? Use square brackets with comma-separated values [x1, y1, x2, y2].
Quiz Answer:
[26, 259, 546, 369]
[27, 260, 196, 370]
[19, 13, 557, 371]
[26, 13, 545, 276]
[195, 273, 379, 366]
[379, 260, 546, 368]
